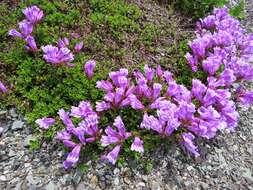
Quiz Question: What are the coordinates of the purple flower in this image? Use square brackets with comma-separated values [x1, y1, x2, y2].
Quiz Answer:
[9, 20, 33, 39]
[63, 144, 82, 169]
[236, 86, 253, 105]
[191, 79, 207, 101]
[0, 81, 7, 93]
[131, 137, 144, 153]
[101, 116, 131, 147]
[8, 29, 23, 38]
[129, 95, 145, 110]
[56, 130, 71, 141]
[220, 101, 239, 130]
[84, 60, 96, 80]
[42, 45, 74, 66]
[58, 109, 75, 131]
[180, 132, 200, 157]
[22, 6, 44, 24]
[153, 83, 162, 99]
[144, 64, 154, 82]
[35, 118, 55, 129]
[57, 38, 69, 48]
[202, 55, 222, 75]
[141, 105, 180, 136]
[74, 41, 83, 52]
[18, 20, 33, 37]
[25, 35, 38, 52]
[106, 145, 121, 165]
[163, 71, 174, 84]
[96, 80, 113, 91]
[0, 127, 3, 135]
[201, 15, 216, 29]
[186, 53, 198, 72]
[156, 65, 163, 78]
[70, 101, 94, 118]
[96, 101, 111, 112]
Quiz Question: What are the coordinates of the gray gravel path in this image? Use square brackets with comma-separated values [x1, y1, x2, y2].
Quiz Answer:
[0, 1, 253, 190]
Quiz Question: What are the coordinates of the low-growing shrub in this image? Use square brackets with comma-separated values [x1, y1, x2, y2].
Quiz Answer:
[3, 2, 253, 169]
[32, 7, 253, 169]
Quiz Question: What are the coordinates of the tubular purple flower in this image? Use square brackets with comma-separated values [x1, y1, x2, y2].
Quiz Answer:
[74, 41, 83, 52]
[180, 132, 200, 157]
[113, 116, 131, 138]
[191, 79, 207, 101]
[140, 113, 162, 132]
[35, 117, 55, 129]
[42, 45, 74, 66]
[101, 116, 131, 148]
[201, 15, 216, 29]
[70, 101, 94, 118]
[18, 20, 33, 37]
[156, 65, 163, 78]
[236, 86, 253, 105]
[0, 127, 3, 135]
[0, 81, 7, 93]
[106, 145, 121, 165]
[163, 71, 174, 84]
[58, 109, 75, 131]
[129, 94, 145, 110]
[104, 92, 115, 102]
[153, 83, 162, 99]
[202, 55, 222, 75]
[22, 5, 44, 24]
[58, 38, 69, 48]
[8, 29, 23, 39]
[96, 80, 113, 92]
[63, 140, 77, 148]
[25, 35, 38, 52]
[131, 137, 144, 153]
[144, 64, 154, 82]
[56, 130, 71, 141]
[114, 88, 124, 106]
[186, 53, 198, 72]
[84, 60, 96, 80]
[63, 144, 82, 169]
[96, 101, 111, 112]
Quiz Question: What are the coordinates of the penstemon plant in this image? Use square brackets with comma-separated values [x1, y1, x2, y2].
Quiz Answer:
[7, 5, 253, 168]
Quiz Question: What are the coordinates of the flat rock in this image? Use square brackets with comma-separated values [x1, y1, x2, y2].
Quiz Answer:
[11, 120, 24, 131]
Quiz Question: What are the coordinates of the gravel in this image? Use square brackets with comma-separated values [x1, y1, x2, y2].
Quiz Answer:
[1, 1, 253, 190]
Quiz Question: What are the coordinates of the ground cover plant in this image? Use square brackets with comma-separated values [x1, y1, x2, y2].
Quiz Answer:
[1, 1, 253, 170]
[171, 0, 245, 20]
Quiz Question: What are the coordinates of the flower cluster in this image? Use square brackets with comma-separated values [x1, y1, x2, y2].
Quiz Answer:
[41, 37, 83, 67]
[9, 6, 43, 52]
[33, 7, 253, 168]
[9, 6, 84, 67]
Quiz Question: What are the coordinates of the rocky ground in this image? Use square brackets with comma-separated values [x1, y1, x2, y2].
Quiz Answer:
[1, 1, 253, 190]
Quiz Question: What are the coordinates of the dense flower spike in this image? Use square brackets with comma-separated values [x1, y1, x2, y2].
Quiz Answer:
[42, 45, 74, 67]
[22, 6, 44, 24]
